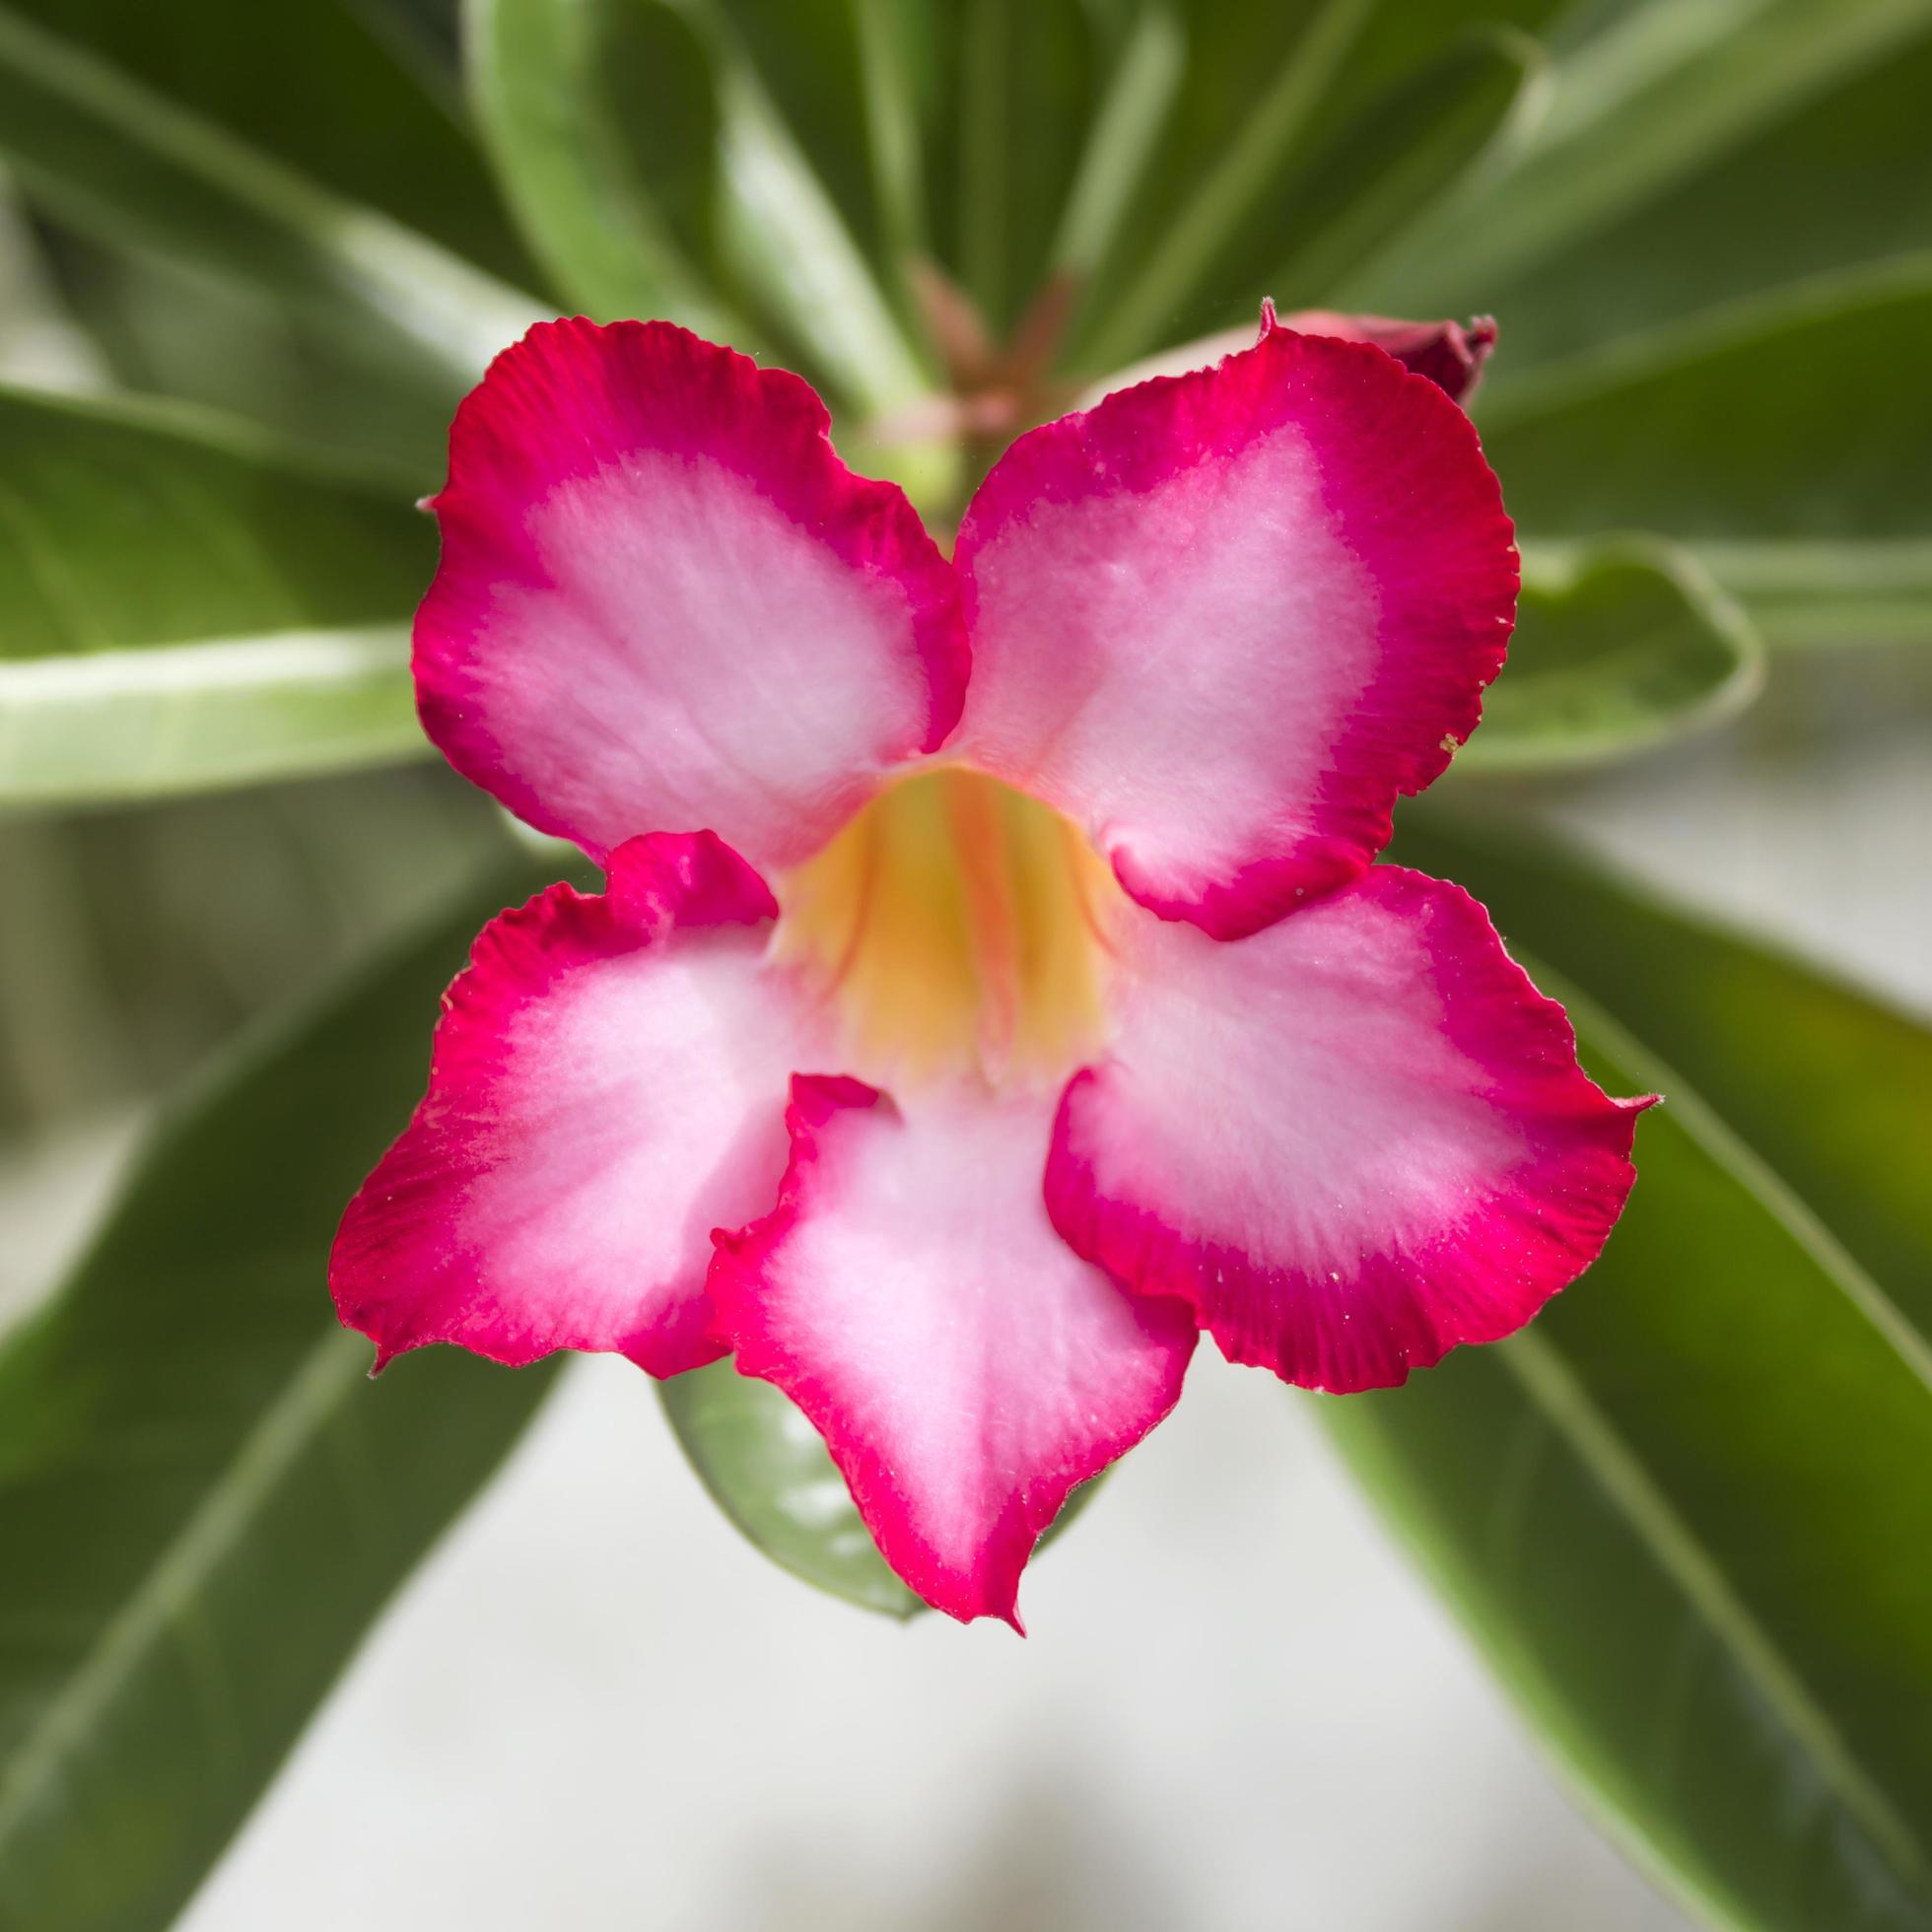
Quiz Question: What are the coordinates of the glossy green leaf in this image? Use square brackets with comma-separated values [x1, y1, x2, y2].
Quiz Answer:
[0, 386, 432, 806]
[1455, 539, 1763, 774]
[1480, 261, 1932, 641]
[464, 0, 737, 333]
[661, 1358, 1107, 1622]
[0, 0, 538, 287]
[1323, 977, 1932, 1932]
[659, 1361, 921, 1621]
[0, 860, 560, 1932]
[0, 4, 540, 420]
[1370, 0, 1932, 361]
[1391, 808, 1932, 1317]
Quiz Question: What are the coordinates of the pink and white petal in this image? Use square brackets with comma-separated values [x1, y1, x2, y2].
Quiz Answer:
[710, 1078, 1197, 1626]
[332, 832, 810, 1379]
[1046, 867, 1648, 1392]
[954, 327, 1517, 939]
[417, 318, 967, 869]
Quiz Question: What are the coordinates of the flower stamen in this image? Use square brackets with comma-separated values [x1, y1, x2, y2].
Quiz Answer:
[772, 768, 1122, 1089]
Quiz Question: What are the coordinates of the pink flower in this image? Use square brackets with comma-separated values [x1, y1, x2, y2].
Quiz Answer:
[332, 309, 1647, 1627]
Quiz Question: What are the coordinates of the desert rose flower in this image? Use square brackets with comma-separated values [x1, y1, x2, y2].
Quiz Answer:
[332, 307, 1646, 1626]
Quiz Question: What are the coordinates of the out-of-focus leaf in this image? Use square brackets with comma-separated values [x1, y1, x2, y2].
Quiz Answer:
[34, 227, 448, 474]
[0, 627, 421, 808]
[1071, 0, 1565, 372]
[696, 9, 931, 423]
[659, 1362, 921, 1621]
[1689, 544, 1932, 650]
[0, 386, 431, 805]
[1265, 28, 1541, 314]
[464, 0, 736, 333]
[934, 0, 1098, 336]
[1048, 2, 1185, 287]
[0, 5, 539, 414]
[1455, 539, 1762, 774]
[0, 768, 500, 1139]
[1479, 261, 1932, 641]
[712, 0, 886, 271]
[0, 0, 538, 288]
[1324, 974, 1932, 1932]
[0, 861, 560, 1932]
[1371, 0, 1932, 357]
[1392, 809, 1932, 1318]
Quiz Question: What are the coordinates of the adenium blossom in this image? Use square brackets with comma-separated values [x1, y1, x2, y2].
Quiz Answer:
[332, 306, 1646, 1626]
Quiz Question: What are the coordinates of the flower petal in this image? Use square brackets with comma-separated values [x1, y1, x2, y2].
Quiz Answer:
[332, 832, 806, 1378]
[1275, 306, 1497, 403]
[1045, 868, 1647, 1392]
[954, 327, 1518, 939]
[710, 1077, 1197, 1626]
[417, 318, 967, 869]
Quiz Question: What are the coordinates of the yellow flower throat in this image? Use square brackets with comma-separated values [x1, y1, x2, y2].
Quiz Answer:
[773, 768, 1125, 1089]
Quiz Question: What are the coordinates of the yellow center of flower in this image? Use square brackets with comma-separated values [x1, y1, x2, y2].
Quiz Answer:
[773, 768, 1125, 1089]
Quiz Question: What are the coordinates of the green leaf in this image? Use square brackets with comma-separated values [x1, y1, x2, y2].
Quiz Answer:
[0, 860, 560, 1932]
[1323, 979, 1932, 1932]
[1276, 28, 1542, 308]
[0, 385, 433, 806]
[711, 0, 888, 273]
[1070, 0, 1566, 372]
[1688, 543, 1932, 651]
[463, 0, 738, 333]
[940, 0, 1099, 336]
[695, 7, 931, 422]
[1454, 538, 1763, 774]
[1368, 0, 1932, 361]
[659, 1361, 921, 1621]
[0, 0, 539, 288]
[0, 4, 540, 419]
[1047, 2, 1186, 286]
[1174, 28, 1543, 343]
[1479, 261, 1932, 640]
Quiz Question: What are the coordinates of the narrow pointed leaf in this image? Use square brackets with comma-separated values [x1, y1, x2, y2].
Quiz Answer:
[712, 0, 887, 271]
[0, 862, 561, 1932]
[0, 5, 540, 415]
[1191, 29, 1542, 340]
[700, 18, 931, 420]
[464, 0, 738, 333]
[1372, 0, 1932, 351]
[0, 386, 432, 806]
[0, 0, 538, 287]
[1455, 539, 1763, 774]
[1070, 0, 1566, 371]
[1325, 975, 1932, 1932]
[939, 0, 1098, 336]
